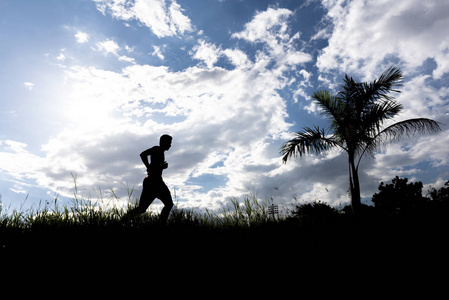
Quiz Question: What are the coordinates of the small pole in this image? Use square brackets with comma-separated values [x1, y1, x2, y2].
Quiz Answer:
[268, 203, 278, 220]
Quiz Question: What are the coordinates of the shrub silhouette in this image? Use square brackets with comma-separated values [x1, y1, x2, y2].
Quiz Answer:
[426, 180, 449, 222]
[372, 176, 427, 217]
[290, 201, 339, 226]
[428, 180, 449, 203]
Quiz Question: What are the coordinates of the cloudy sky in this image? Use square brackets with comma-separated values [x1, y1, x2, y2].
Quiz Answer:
[1, 0, 448, 212]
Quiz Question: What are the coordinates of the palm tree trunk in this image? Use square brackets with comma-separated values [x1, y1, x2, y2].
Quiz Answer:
[348, 154, 361, 215]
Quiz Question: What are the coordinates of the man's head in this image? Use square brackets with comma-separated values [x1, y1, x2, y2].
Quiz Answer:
[160, 134, 172, 151]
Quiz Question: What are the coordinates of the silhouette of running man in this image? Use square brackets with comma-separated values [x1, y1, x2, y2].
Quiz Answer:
[125, 134, 174, 223]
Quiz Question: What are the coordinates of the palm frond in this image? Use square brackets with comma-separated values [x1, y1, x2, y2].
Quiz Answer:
[375, 66, 404, 92]
[359, 67, 404, 104]
[312, 90, 345, 132]
[338, 75, 359, 108]
[362, 118, 442, 158]
[280, 126, 342, 163]
[361, 100, 403, 136]
[312, 90, 340, 119]
[378, 118, 441, 141]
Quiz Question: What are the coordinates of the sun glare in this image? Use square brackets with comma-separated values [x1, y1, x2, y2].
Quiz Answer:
[64, 96, 116, 128]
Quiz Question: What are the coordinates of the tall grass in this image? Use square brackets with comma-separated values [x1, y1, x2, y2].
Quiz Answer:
[0, 186, 288, 260]
[0, 187, 279, 233]
[205, 194, 274, 228]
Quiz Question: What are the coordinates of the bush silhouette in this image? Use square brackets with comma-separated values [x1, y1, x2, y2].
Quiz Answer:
[372, 176, 427, 217]
[428, 180, 449, 203]
[290, 201, 339, 226]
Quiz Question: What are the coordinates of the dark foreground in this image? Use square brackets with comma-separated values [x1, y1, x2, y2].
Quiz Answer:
[2, 215, 447, 296]
[2, 213, 447, 270]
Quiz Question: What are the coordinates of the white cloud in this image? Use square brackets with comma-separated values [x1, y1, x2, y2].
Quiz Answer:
[222, 48, 251, 69]
[232, 8, 312, 68]
[24, 82, 34, 90]
[317, 0, 449, 79]
[13, 25, 302, 209]
[56, 53, 66, 61]
[118, 55, 136, 63]
[75, 31, 89, 43]
[191, 41, 253, 69]
[125, 45, 134, 53]
[366, 129, 449, 186]
[395, 75, 449, 121]
[0, 140, 44, 184]
[94, 39, 135, 63]
[93, 0, 194, 38]
[95, 39, 120, 55]
[167, 0, 193, 35]
[191, 40, 221, 68]
[151, 45, 165, 60]
[56, 49, 66, 61]
[310, 27, 331, 41]
[232, 8, 293, 45]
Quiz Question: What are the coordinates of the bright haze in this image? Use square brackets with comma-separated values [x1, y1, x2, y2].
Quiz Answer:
[1, 0, 448, 212]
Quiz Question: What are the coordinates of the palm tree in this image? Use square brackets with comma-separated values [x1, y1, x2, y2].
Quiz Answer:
[281, 67, 441, 215]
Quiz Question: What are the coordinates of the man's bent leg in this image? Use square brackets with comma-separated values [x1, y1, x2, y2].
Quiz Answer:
[159, 182, 173, 224]
[160, 202, 173, 224]
[123, 177, 155, 220]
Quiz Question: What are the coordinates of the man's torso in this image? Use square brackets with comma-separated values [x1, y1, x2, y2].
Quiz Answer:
[148, 146, 165, 178]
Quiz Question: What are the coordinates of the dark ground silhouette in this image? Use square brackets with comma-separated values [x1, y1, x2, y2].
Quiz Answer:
[1, 176, 448, 280]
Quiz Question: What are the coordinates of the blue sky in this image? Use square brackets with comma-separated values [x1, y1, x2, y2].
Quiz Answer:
[1, 0, 449, 212]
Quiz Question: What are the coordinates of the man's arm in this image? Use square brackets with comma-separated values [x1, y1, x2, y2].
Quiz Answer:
[140, 148, 152, 171]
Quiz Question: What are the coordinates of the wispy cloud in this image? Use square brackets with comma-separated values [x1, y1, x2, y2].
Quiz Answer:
[74, 31, 89, 43]
[94, 39, 135, 63]
[56, 49, 66, 61]
[95, 39, 120, 55]
[191, 40, 221, 68]
[151, 45, 165, 60]
[24, 82, 34, 90]
[93, 0, 194, 38]
[317, 0, 449, 80]
[232, 7, 312, 67]
[56, 53, 66, 61]
[0, 140, 44, 186]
